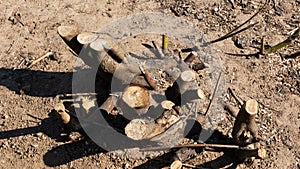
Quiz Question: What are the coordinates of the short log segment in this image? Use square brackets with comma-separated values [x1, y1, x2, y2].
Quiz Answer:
[54, 102, 70, 124]
[232, 99, 259, 146]
[147, 100, 175, 118]
[166, 70, 203, 105]
[99, 95, 115, 114]
[122, 85, 150, 109]
[57, 25, 82, 55]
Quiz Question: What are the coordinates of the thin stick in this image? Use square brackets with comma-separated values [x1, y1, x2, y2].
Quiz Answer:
[204, 72, 222, 116]
[26, 113, 43, 121]
[228, 88, 244, 107]
[260, 37, 265, 54]
[152, 41, 164, 58]
[139, 65, 159, 90]
[143, 143, 240, 151]
[27, 52, 54, 68]
[6, 40, 15, 53]
[182, 163, 199, 168]
[152, 41, 159, 50]
[63, 93, 98, 97]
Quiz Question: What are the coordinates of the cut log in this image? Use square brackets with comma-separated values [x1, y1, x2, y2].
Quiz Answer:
[224, 103, 239, 118]
[139, 65, 158, 90]
[54, 102, 70, 124]
[77, 32, 98, 45]
[184, 51, 197, 64]
[232, 99, 259, 146]
[99, 95, 115, 114]
[165, 70, 197, 105]
[181, 88, 205, 103]
[57, 25, 79, 41]
[161, 100, 175, 110]
[57, 25, 82, 55]
[99, 54, 119, 75]
[170, 160, 182, 169]
[130, 75, 151, 88]
[122, 85, 150, 109]
[124, 119, 157, 140]
[107, 47, 127, 63]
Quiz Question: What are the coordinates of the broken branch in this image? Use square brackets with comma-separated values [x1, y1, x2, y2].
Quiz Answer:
[139, 65, 159, 90]
[204, 72, 222, 116]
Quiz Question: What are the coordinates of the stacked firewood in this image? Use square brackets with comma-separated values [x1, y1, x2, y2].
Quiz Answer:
[54, 25, 267, 166]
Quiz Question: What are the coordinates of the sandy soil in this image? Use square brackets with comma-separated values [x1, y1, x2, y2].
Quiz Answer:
[0, 0, 299, 168]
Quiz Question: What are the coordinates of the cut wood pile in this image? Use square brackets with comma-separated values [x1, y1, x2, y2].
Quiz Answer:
[53, 25, 267, 167]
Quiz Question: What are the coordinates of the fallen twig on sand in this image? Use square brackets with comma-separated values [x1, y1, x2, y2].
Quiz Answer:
[204, 72, 222, 116]
[27, 52, 54, 68]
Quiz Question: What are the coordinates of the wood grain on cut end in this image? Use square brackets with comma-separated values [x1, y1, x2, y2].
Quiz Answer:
[161, 100, 175, 110]
[245, 99, 258, 115]
[122, 85, 150, 109]
[77, 32, 98, 45]
[57, 25, 79, 41]
[170, 160, 182, 169]
[180, 70, 195, 82]
[125, 119, 156, 140]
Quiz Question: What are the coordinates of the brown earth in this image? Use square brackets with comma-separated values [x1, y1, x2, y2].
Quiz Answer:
[0, 0, 299, 169]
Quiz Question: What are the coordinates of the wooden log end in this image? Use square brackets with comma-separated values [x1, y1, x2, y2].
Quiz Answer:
[245, 99, 258, 115]
[170, 160, 182, 169]
[184, 51, 197, 63]
[161, 100, 175, 110]
[122, 85, 150, 109]
[57, 25, 79, 41]
[54, 102, 70, 124]
[180, 70, 195, 82]
[77, 32, 98, 45]
[125, 119, 156, 140]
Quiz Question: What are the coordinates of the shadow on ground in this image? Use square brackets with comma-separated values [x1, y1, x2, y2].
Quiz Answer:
[0, 67, 241, 168]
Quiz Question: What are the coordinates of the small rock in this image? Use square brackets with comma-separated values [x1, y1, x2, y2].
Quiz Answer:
[30, 143, 38, 148]
[35, 132, 43, 138]
[3, 114, 9, 119]
[68, 132, 82, 141]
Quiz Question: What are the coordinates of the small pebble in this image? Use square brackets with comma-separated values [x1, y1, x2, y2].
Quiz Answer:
[35, 132, 43, 138]
[3, 114, 9, 119]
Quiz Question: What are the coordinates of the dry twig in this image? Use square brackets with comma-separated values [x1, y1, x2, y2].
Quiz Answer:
[27, 52, 54, 68]
[204, 72, 222, 116]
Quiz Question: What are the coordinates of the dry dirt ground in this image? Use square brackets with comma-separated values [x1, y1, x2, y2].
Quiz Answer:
[0, 0, 299, 169]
